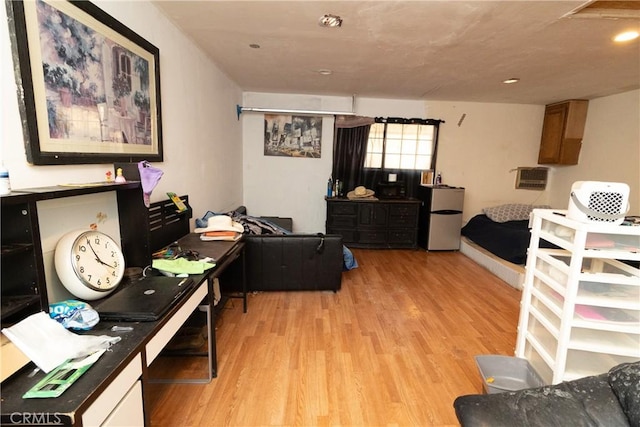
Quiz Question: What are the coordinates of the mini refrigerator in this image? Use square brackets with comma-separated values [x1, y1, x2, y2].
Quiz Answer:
[417, 185, 465, 250]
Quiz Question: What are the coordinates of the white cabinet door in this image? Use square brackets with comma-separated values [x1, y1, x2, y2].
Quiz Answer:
[102, 381, 144, 427]
[82, 354, 142, 426]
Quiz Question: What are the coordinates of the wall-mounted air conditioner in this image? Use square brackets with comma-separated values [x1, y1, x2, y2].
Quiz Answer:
[515, 167, 548, 190]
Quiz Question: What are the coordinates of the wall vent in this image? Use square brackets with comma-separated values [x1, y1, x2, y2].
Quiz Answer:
[515, 167, 548, 190]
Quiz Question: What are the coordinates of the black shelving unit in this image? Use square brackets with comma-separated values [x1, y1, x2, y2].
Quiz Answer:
[0, 182, 149, 327]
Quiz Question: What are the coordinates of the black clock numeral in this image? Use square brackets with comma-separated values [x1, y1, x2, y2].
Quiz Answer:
[106, 277, 111, 285]
[96, 279, 101, 286]
[94, 236, 101, 245]
[75, 254, 80, 262]
[79, 245, 87, 252]
[87, 274, 92, 281]
[79, 266, 85, 274]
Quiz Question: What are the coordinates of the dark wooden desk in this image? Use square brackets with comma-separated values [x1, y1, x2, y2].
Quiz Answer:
[0, 237, 245, 427]
[176, 233, 247, 313]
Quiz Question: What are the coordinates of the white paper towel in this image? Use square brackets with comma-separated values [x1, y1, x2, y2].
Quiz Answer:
[2, 312, 120, 373]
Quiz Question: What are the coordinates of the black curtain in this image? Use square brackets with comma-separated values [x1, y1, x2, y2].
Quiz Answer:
[332, 116, 374, 195]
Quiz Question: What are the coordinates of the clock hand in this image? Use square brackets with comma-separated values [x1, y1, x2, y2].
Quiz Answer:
[86, 238, 115, 268]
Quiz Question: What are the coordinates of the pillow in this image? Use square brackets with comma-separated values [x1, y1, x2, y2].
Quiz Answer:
[482, 203, 550, 223]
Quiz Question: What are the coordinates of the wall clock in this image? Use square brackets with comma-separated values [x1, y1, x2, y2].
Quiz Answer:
[54, 229, 126, 300]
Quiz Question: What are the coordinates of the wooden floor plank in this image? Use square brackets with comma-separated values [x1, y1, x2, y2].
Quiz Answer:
[148, 249, 521, 426]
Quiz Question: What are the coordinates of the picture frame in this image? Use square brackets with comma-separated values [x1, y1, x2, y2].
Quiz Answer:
[421, 170, 434, 186]
[8, 0, 163, 165]
[264, 114, 322, 158]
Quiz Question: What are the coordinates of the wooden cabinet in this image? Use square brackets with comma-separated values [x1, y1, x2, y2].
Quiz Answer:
[515, 209, 640, 384]
[538, 100, 588, 165]
[326, 198, 420, 248]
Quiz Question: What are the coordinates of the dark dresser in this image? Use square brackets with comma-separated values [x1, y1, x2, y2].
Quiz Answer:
[326, 198, 420, 249]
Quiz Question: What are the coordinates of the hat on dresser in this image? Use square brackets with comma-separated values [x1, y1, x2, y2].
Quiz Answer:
[347, 186, 375, 199]
[194, 215, 244, 233]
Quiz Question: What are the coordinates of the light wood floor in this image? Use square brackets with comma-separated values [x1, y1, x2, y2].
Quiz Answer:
[147, 249, 522, 426]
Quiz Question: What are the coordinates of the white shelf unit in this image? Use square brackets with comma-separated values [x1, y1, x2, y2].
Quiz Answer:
[515, 209, 640, 384]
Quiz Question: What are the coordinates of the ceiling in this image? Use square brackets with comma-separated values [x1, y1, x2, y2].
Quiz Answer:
[152, 1, 640, 105]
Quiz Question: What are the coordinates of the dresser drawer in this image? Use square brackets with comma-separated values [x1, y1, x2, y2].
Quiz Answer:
[329, 215, 357, 227]
[328, 227, 357, 243]
[358, 230, 387, 244]
[329, 202, 358, 216]
[388, 215, 418, 227]
[389, 204, 418, 217]
[388, 229, 417, 246]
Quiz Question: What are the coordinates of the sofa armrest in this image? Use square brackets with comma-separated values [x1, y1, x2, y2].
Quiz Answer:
[453, 373, 630, 427]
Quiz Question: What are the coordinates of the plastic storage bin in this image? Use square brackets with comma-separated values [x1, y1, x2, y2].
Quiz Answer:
[474, 355, 546, 394]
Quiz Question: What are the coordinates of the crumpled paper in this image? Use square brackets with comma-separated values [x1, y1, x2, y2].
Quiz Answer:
[2, 312, 120, 373]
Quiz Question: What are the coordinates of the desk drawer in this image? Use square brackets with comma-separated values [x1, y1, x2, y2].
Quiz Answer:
[146, 281, 207, 365]
[82, 354, 142, 426]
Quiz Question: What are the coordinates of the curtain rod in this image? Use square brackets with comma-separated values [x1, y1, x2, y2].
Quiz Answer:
[374, 117, 445, 125]
[236, 95, 356, 119]
[237, 106, 356, 119]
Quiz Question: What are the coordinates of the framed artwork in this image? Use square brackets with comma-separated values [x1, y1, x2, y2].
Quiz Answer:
[264, 114, 322, 158]
[421, 170, 434, 186]
[8, 0, 163, 165]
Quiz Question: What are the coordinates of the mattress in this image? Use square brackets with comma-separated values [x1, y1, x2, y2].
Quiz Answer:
[461, 214, 533, 265]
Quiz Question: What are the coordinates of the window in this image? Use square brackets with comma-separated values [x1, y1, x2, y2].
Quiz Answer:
[112, 47, 132, 88]
[364, 119, 439, 170]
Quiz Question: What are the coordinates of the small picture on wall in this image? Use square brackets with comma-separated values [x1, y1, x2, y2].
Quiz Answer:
[421, 170, 434, 186]
[264, 114, 322, 158]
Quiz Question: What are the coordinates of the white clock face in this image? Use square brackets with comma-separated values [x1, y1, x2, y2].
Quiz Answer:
[70, 230, 125, 292]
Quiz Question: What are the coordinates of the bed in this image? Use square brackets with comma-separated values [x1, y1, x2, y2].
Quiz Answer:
[461, 214, 538, 265]
[460, 203, 553, 289]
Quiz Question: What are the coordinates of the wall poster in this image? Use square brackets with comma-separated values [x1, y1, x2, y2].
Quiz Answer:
[264, 114, 322, 158]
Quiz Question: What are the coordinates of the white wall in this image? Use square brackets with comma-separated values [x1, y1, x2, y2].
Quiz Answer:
[425, 100, 547, 219]
[242, 91, 638, 230]
[242, 94, 547, 229]
[1, 1, 244, 223]
[240, 94, 430, 232]
[240, 93, 339, 232]
[548, 90, 640, 214]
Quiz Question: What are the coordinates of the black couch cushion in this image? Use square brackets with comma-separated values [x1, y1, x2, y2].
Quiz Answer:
[454, 373, 631, 426]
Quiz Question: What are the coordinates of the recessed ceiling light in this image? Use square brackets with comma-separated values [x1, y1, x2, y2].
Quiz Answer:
[249, 43, 260, 49]
[614, 31, 639, 42]
[319, 14, 343, 28]
[317, 69, 333, 76]
[503, 78, 520, 84]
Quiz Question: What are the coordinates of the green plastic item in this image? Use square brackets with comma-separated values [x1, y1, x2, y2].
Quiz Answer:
[23, 350, 105, 399]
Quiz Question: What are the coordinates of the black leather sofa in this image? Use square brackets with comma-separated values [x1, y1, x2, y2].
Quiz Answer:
[220, 207, 344, 292]
[453, 361, 640, 426]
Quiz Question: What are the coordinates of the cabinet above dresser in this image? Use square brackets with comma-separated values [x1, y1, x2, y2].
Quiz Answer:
[326, 198, 420, 249]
